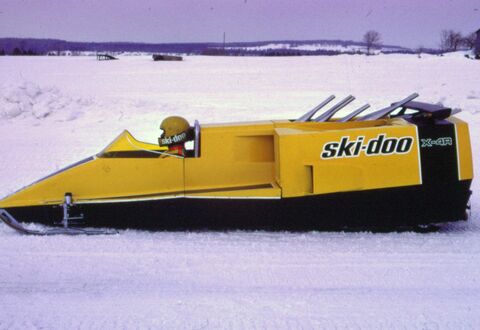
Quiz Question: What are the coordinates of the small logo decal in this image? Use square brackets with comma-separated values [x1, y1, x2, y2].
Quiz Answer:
[420, 137, 452, 148]
[321, 134, 414, 159]
[159, 132, 187, 146]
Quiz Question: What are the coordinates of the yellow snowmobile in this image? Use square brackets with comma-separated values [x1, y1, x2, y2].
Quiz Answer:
[0, 93, 473, 234]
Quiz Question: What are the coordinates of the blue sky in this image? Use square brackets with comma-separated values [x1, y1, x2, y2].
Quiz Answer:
[0, 0, 478, 48]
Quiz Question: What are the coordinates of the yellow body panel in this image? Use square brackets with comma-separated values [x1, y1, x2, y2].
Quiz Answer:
[0, 132, 182, 207]
[274, 121, 422, 197]
[184, 123, 276, 195]
[0, 157, 184, 207]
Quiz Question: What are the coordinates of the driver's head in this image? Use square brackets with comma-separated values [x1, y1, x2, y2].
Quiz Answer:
[159, 116, 190, 146]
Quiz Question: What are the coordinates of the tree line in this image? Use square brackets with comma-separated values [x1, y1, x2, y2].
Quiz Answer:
[1, 30, 477, 57]
[362, 29, 478, 55]
[0, 47, 39, 56]
[440, 30, 477, 52]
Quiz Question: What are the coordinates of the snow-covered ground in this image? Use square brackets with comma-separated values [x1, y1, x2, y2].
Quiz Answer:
[1, 54, 480, 328]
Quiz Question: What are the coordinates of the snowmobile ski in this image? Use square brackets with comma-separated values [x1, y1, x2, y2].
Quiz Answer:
[0, 209, 117, 236]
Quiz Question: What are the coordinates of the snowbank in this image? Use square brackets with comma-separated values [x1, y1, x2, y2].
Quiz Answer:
[0, 82, 92, 121]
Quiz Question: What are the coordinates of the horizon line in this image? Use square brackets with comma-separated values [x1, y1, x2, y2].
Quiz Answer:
[0, 36, 413, 50]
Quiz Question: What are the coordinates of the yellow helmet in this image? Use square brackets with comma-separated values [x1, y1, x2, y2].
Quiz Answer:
[159, 116, 190, 146]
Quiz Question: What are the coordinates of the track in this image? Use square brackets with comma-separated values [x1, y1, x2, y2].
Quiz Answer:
[0, 222, 479, 328]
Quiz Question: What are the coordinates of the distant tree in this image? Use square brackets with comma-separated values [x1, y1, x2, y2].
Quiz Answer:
[462, 32, 476, 50]
[415, 46, 425, 58]
[440, 30, 463, 52]
[450, 31, 463, 50]
[201, 48, 225, 56]
[363, 30, 382, 55]
[12, 47, 22, 56]
[0, 49, 5, 56]
[439, 30, 449, 52]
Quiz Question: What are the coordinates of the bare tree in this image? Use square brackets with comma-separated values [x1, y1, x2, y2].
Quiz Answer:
[363, 30, 382, 55]
[439, 30, 449, 52]
[415, 45, 425, 58]
[462, 32, 476, 50]
[451, 31, 463, 50]
[440, 30, 463, 52]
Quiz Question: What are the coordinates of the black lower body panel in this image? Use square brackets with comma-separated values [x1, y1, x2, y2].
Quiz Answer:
[5, 180, 472, 231]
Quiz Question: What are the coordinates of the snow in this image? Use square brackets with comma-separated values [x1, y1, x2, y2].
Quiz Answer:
[1, 54, 480, 328]
[0, 81, 91, 120]
[226, 41, 405, 53]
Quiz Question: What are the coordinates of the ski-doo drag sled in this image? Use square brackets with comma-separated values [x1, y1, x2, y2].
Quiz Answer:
[0, 93, 473, 233]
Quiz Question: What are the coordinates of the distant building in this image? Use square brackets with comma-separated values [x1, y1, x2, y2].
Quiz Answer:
[475, 29, 480, 58]
[96, 54, 118, 61]
[152, 54, 183, 61]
